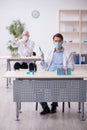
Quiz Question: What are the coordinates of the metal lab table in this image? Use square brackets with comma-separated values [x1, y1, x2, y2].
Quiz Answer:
[4, 70, 87, 121]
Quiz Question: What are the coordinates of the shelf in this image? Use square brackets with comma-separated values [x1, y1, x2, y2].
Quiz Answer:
[75, 64, 87, 67]
[81, 43, 87, 44]
[81, 10, 87, 13]
[81, 32, 87, 34]
[63, 43, 80, 45]
[60, 20, 79, 23]
[60, 10, 80, 13]
[59, 9, 87, 54]
[61, 32, 79, 34]
[81, 21, 87, 23]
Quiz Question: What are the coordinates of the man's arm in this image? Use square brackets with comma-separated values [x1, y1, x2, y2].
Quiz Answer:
[67, 52, 76, 70]
[40, 52, 48, 69]
[13, 38, 20, 47]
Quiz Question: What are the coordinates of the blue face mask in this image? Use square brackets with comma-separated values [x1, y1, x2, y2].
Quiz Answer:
[54, 42, 62, 49]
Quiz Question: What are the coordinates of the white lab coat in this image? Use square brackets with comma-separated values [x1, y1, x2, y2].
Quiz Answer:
[16, 39, 35, 56]
[14, 39, 35, 65]
[41, 47, 74, 71]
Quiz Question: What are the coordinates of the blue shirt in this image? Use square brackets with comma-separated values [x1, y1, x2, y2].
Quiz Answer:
[48, 48, 64, 71]
[41, 48, 64, 71]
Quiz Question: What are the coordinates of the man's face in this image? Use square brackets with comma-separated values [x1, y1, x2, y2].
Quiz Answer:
[53, 36, 63, 49]
[53, 36, 63, 44]
[22, 31, 30, 37]
[21, 35, 28, 42]
[22, 31, 30, 41]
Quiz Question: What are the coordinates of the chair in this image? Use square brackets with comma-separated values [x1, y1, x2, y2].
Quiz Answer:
[29, 52, 37, 72]
[62, 102, 70, 113]
[35, 102, 70, 112]
[33, 52, 37, 71]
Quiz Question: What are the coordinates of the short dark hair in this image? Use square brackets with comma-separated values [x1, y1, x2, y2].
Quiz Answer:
[53, 33, 63, 41]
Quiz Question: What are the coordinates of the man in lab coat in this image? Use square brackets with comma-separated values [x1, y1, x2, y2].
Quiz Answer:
[13, 31, 36, 71]
[40, 33, 73, 115]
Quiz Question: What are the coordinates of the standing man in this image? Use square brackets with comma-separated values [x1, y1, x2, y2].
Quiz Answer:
[13, 31, 37, 71]
[40, 33, 73, 115]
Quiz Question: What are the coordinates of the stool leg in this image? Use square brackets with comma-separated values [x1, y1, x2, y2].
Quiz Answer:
[62, 102, 65, 113]
[68, 102, 70, 108]
[36, 102, 38, 111]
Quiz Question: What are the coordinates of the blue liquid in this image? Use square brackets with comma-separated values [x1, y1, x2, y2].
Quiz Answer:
[60, 68, 65, 75]
[26, 71, 30, 75]
[56, 69, 58, 75]
[67, 68, 72, 75]
[32, 71, 35, 75]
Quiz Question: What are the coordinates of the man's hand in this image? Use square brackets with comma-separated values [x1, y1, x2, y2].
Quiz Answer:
[13, 38, 19, 44]
[41, 52, 44, 61]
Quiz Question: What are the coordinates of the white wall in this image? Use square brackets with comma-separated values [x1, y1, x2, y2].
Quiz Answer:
[0, 0, 87, 55]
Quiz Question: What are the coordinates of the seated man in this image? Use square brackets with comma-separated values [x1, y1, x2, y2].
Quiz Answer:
[40, 33, 73, 115]
[13, 31, 37, 71]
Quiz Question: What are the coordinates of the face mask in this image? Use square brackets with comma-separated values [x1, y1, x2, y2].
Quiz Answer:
[54, 42, 62, 49]
[22, 36, 28, 42]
